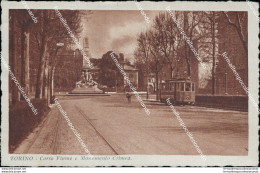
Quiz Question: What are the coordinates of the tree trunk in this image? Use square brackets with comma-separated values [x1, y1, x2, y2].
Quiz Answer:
[45, 64, 50, 105]
[10, 12, 19, 104]
[35, 42, 47, 98]
[25, 32, 30, 96]
[20, 30, 30, 100]
[183, 11, 191, 78]
[146, 74, 148, 99]
[170, 66, 173, 78]
[50, 66, 55, 104]
[155, 72, 159, 100]
[146, 57, 149, 99]
[212, 12, 216, 95]
[187, 61, 191, 77]
[42, 64, 46, 99]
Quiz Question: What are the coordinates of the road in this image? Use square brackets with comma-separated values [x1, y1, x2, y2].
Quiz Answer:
[14, 94, 248, 155]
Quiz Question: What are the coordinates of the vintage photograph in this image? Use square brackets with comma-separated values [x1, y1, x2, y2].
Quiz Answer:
[1, 1, 259, 167]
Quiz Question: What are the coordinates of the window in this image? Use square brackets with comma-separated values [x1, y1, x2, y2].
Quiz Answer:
[181, 83, 184, 91]
[192, 83, 195, 91]
[162, 84, 166, 90]
[185, 83, 191, 91]
[129, 74, 134, 78]
[171, 83, 175, 91]
[177, 83, 181, 91]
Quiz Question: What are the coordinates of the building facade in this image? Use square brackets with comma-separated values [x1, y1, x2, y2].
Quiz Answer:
[123, 65, 139, 88]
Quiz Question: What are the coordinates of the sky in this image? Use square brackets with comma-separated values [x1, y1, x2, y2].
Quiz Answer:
[81, 10, 159, 62]
[79, 10, 210, 83]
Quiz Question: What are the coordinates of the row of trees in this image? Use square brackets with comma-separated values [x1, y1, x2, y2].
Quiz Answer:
[134, 11, 247, 98]
[9, 9, 84, 105]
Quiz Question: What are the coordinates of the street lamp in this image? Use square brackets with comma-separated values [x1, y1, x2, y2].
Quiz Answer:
[224, 61, 228, 95]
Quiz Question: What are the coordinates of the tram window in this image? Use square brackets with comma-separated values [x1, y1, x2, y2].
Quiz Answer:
[171, 83, 175, 90]
[185, 83, 191, 91]
[162, 84, 166, 90]
[177, 83, 181, 91]
[192, 83, 195, 91]
[181, 83, 184, 91]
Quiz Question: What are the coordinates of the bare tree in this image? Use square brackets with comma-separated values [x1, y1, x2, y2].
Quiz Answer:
[147, 29, 166, 100]
[222, 12, 248, 53]
[181, 11, 206, 77]
[153, 12, 176, 78]
[16, 10, 36, 100]
[136, 32, 151, 99]
[203, 11, 219, 95]
[33, 10, 82, 99]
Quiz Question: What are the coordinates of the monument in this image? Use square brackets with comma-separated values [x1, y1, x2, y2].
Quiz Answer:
[67, 70, 110, 96]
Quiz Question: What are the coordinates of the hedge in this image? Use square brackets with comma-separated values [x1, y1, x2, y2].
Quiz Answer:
[9, 99, 50, 153]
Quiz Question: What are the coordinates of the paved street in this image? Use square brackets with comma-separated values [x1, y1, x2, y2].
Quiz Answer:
[14, 94, 248, 156]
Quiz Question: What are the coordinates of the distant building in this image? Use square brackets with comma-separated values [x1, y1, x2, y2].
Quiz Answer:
[215, 12, 248, 95]
[144, 73, 156, 93]
[123, 64, 139, 88]
[115, 53, 139, 88]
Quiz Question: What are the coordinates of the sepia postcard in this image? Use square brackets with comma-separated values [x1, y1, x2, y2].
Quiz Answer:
[1, 1, 259, 167]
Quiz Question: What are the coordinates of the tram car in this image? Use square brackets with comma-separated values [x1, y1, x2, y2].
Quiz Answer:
[159, 78, 195, 105]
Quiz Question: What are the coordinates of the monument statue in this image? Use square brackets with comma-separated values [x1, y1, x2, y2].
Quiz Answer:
[76, 71, 97, 88]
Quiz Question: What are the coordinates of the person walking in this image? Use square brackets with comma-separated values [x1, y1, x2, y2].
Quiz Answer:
[126, 92, 132, 104]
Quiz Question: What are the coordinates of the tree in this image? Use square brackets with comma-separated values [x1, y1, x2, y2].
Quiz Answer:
[147, 29, 166, 100]
[181, 11, 207, 77]
[47, 10, 82, 103]
[16, 10, 36, 100]
[222, 12, 248, 53]
[202, 11, 219, 95]
[98, 51, 123, 88]
[135, 32, 151, 99]
[32, 10, 82, 99]
[9, 10, 20, 104]
[153, 12, 180, 78]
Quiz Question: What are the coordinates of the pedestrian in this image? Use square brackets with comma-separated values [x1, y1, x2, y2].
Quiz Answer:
[126, 92, 132, 104]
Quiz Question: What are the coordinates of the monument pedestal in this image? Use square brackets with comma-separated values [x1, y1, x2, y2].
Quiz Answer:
[67, 85, 110, 96]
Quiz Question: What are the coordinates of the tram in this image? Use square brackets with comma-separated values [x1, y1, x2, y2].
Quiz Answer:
[159, 78, 195, 105]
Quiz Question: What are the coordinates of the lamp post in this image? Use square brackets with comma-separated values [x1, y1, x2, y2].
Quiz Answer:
[224, 61, 228, 95]
[49, 42, 64, 104]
